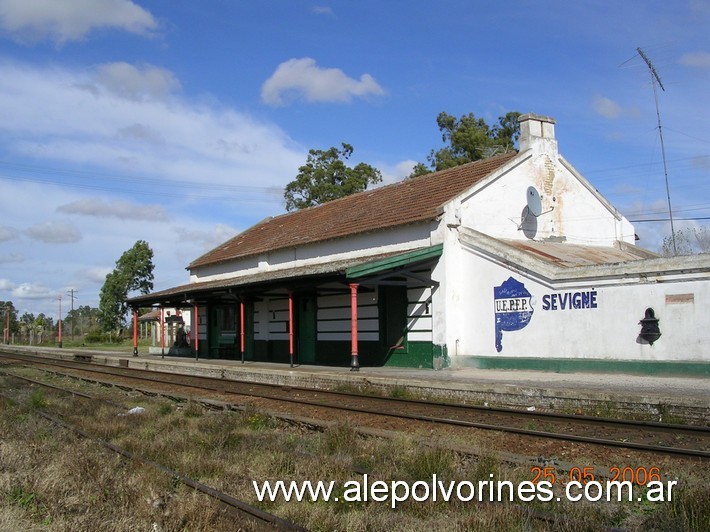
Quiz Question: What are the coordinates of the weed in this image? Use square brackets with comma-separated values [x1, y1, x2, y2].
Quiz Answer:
[470, 452, 500, 482]
[8, 486, 36, 509]
[242, 409, 274, 431]
[29, 389, 47, 409]
[594, 400, 620, 419]
[389, 385, 415, 400]
[402, 445, 457, 481]
[321, 424, 358, 455]
[158, 403, 173, 416]
[657, 403, 688, 425]
[182, 401, 203, 418]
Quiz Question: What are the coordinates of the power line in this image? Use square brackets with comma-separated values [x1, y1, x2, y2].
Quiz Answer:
[630, 216, 710, 223]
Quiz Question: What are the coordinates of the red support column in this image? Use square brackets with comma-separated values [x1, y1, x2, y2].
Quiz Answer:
[132, 308, 138, 357]
[240, 300, 245, 364]
[160, 307, 165, 358]
[288, 292, 294, 368]
[350, 283, 359, 371]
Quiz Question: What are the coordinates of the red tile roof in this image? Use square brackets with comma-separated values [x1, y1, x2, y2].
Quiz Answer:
[189, 152, 518, 269]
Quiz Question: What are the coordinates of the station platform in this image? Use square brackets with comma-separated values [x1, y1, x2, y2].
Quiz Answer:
[2, 345, 708, 423]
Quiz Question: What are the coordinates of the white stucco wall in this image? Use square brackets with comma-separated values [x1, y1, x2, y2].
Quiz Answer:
[447, 235, 710, 363]
[190, 222, 436, 283]
[459, 153, 634, 247]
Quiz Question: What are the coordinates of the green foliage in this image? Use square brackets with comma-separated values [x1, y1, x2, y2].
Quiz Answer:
[410, 111, 521, 177]
[389, 385, 415, 399]
[0, 300, 19, 336]
[29, 389, 48, 409]
[99, 240, 154, 332]
[9, 486, 37, 509]
[284, 143, 382, 211]
[84, 330, 124, 344]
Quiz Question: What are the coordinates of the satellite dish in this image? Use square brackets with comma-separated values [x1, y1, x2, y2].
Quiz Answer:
[526, 186, 542, 217]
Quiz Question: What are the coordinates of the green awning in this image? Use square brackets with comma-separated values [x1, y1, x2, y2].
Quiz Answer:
[346, 244, 443, 279]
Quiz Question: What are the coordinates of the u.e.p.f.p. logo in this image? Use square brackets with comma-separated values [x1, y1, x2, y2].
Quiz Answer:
[493, 277, 533, 352]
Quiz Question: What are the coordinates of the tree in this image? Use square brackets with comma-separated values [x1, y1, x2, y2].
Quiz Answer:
[0, 301, 18, 341]
[409, 111, 521, 177]
[66, 305, 100, 337]
[34, 313, 51, 344]
[659, 227, 710, 256]
[99, 240, 154, 332]
[19, 312, 35, 344]
[284, 143, 382, 211]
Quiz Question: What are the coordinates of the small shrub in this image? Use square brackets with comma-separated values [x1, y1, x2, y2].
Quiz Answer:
[84, 331, 125, 344]
[240, 406, 274, 430]
[29, 389, 48, 409]
[321, 424, 358, 455]
[9, 486, 36, 509]
[402, 446, 457, 481]
[389, 385, 415, 400]
[182, 401, 203, 418]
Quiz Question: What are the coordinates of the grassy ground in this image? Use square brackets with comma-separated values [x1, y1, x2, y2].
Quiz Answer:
[1, 369, 708, 531]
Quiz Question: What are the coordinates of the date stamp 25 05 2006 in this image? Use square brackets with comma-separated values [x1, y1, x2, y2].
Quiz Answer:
[531, 465, 663, 486]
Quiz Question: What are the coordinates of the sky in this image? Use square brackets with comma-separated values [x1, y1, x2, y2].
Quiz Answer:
[0, 0, 709, 320]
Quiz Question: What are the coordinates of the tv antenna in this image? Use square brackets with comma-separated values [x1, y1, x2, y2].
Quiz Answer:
[637, 47, 676, 255]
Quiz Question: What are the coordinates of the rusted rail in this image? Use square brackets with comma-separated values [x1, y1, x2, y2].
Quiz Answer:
[2, 350, 708, 459]
[0, 378, 304, 531]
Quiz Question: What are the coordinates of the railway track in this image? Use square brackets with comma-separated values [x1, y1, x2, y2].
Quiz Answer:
[0, 371, 303, 531]
[2, 370, 590, 531]
[1, 351, 708, 459]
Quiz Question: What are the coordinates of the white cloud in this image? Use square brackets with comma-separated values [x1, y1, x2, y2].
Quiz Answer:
[593, 96, 623, 119]
[0, 58, 305, 189]
[377, 159, 417, 185]
[94, 62, 181, 101]
[174, 223, 240, 254]
[0, 0, 157, 44]
[58, 197, 170, 222]
[79, 266, 112, 284]
[679, 51, 710, 71]
[0, 225, 19, 241]
[311, 6, 334, 16]
[11, 282, 53, 300]
[592, 95, 642, 122]
[25, 221, 81, 243]
[261, 57, 386, 106]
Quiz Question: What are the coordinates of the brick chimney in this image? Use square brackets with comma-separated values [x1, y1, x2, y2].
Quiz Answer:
[518, 113, 557, 154]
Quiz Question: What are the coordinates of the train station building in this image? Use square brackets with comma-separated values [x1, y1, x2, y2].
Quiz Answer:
[128, 113, 710, 375]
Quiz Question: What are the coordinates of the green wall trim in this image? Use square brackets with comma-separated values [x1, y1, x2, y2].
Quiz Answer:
[346, 244, 443, 279]
[457, 356, 710, 376]
[383, 341, 434, 369]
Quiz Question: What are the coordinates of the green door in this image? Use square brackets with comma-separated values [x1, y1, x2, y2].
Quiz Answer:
[243, 300, 255, 361]
[297, 294, 317, 364]
[380, 285, 408, 361]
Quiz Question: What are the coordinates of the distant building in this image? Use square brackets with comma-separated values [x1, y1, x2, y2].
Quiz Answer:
[129, 114, 709, 375]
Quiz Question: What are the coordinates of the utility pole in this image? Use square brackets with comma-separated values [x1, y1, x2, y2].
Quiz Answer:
[637, 47, 676, 255]
[4, 304, 9, 344]
[67, 289, 77, 341]
[58, 295, 63, 348]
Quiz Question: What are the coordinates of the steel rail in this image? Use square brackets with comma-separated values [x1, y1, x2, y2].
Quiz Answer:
[2, 351, 708, 459]
[0, 387, 304, 531]
[1, 373, 587, 531]
[3, 349, 707, 434]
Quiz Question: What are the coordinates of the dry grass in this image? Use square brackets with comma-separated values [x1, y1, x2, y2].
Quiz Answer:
[1, 369, 708, 531]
